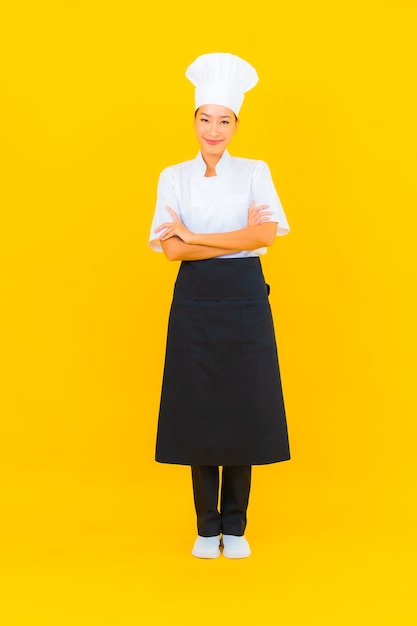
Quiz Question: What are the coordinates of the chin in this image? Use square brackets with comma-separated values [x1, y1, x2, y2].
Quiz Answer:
[206, 145, 225, 155]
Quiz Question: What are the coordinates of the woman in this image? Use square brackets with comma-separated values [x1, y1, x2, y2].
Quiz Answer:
[148, 53, 290, 559]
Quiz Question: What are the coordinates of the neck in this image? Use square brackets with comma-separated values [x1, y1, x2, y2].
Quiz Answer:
[201, 150, 224, 177]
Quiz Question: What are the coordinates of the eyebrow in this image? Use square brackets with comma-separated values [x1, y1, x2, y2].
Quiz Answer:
[199, 112, 232, 119]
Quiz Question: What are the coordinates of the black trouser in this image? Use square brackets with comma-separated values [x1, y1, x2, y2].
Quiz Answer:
[191, 466, 252, 537]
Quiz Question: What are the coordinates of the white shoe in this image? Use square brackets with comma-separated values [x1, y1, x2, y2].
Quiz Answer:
[222, 534, 251, 559]
[191, 535, 221, 559]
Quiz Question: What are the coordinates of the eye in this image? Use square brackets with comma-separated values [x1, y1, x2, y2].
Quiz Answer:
[200, 118, 209, 123]
[220, 120, 230, 125]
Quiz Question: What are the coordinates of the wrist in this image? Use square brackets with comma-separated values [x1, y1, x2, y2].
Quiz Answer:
[187, 232, 199, 245]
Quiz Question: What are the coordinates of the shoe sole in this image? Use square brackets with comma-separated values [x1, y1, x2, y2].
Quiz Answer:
[192, 549, 220, 559]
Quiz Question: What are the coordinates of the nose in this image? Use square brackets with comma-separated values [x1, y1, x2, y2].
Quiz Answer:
[208, 121, 219, 137]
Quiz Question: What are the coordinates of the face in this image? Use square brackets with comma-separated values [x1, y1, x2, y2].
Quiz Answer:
[194, 104, 239, 158]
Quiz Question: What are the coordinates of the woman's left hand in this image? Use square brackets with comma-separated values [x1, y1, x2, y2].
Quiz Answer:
[154, 207, 195, 243]
[247, 201, 272, 226]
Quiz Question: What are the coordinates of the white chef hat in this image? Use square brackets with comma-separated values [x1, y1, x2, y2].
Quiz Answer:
[185, 52, 258, 117]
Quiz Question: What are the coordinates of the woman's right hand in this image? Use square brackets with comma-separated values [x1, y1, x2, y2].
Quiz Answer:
[247, 201, 272, 226]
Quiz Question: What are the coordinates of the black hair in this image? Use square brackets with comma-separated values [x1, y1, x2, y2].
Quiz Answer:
[194, 107, 238, 122]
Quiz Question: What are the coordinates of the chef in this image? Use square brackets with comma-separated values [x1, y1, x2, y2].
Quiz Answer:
[149, 52, 291, 559]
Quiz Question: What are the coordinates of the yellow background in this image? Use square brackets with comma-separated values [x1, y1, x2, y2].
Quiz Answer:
[1, 1, 416, 624]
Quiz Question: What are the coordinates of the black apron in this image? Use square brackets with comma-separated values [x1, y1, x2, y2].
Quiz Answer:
[155, 257, 290, 466]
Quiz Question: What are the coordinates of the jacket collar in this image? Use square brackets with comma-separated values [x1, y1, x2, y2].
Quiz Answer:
[194, 149, 231, 177]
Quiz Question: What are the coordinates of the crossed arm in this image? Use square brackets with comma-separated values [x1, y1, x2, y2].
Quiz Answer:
[154, 203, 278, 261]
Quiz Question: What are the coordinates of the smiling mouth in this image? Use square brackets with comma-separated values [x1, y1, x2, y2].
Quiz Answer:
[204, 139, 223, 145]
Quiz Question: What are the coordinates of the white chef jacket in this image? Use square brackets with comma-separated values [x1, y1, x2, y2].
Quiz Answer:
[148, 150, 290, 258]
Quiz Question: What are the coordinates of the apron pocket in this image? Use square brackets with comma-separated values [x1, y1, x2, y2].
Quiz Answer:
[167, 297, 206, 352]
[243, 298, 275, 353]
